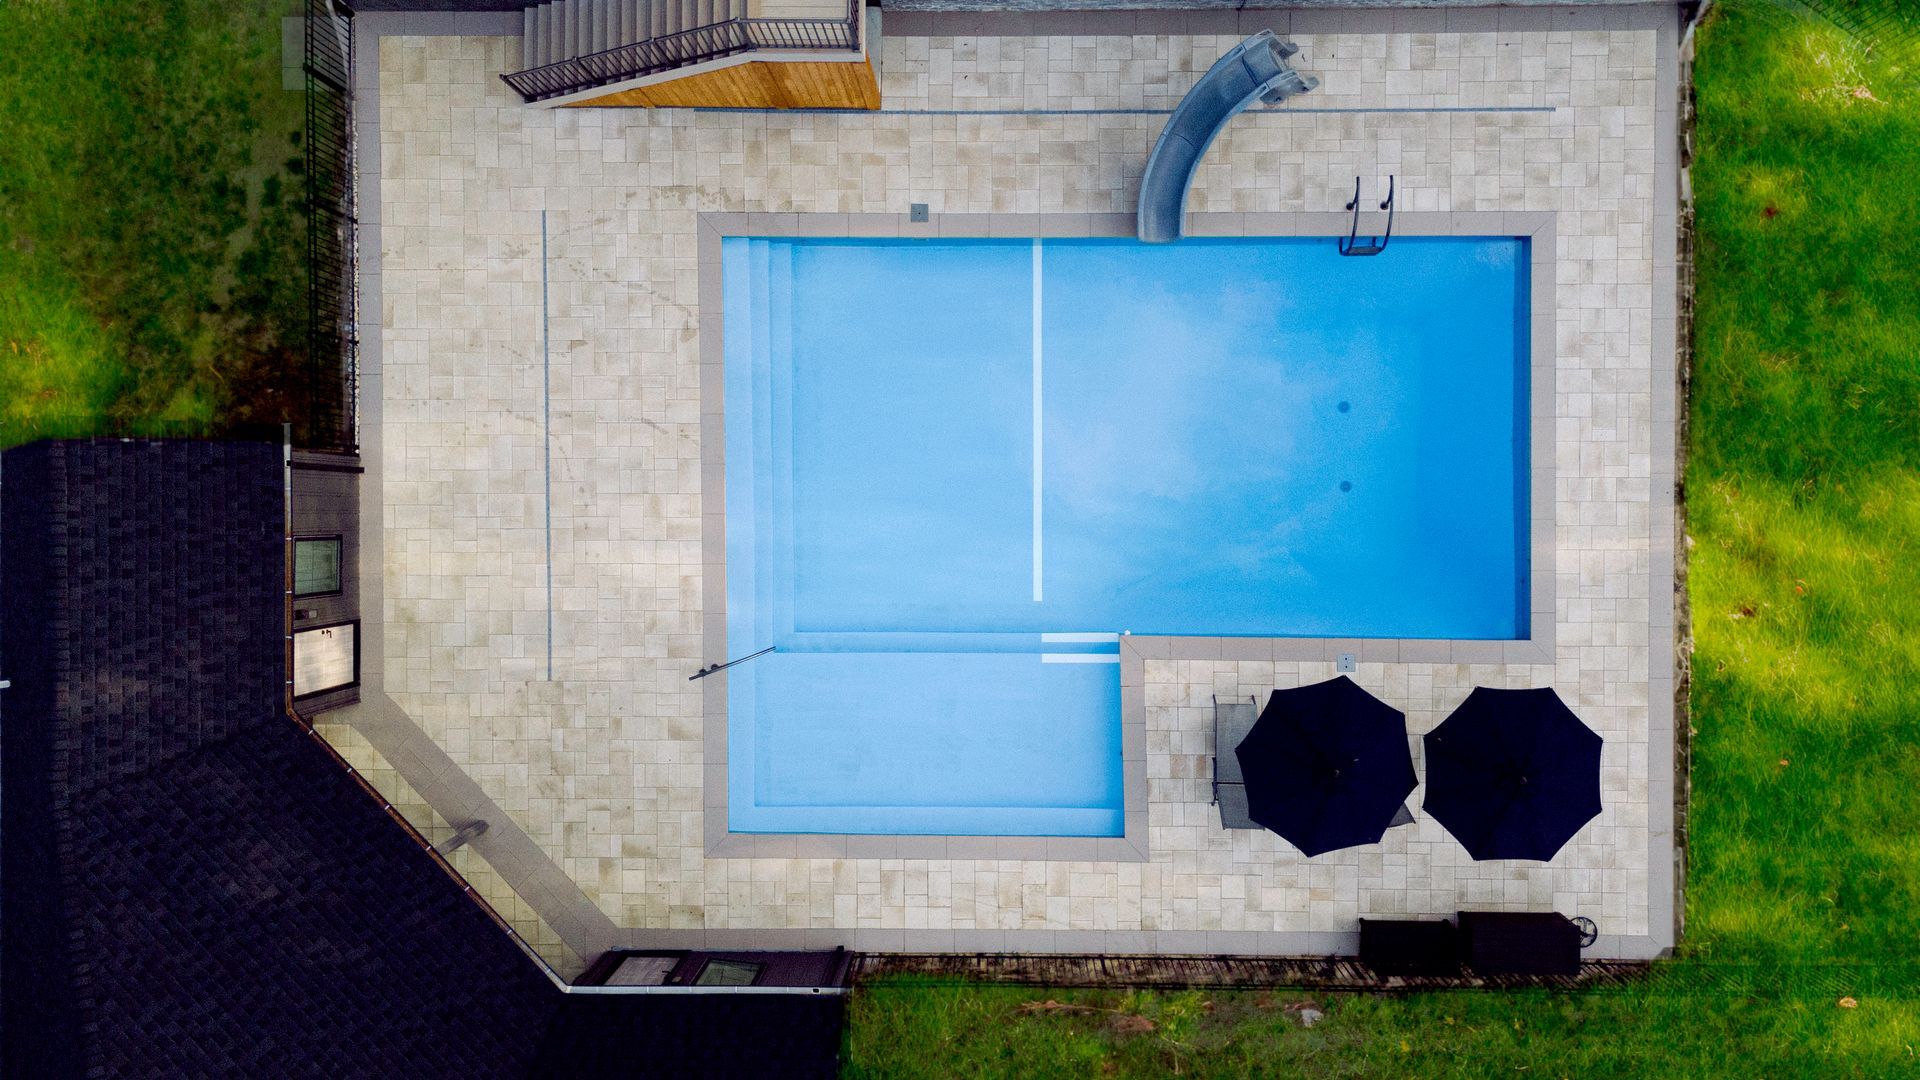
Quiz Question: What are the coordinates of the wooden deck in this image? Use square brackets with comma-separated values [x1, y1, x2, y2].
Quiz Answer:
[564, 56, 879, 109]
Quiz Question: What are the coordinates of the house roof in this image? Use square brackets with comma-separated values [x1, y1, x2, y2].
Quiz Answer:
[0, 439, 840, 1079]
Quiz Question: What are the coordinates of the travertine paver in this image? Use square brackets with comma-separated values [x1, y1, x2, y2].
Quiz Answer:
[361, 16, 1669, 951]
[316, 722, 586, 975]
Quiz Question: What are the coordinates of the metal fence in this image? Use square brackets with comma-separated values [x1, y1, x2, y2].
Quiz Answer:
[1748, 0, 1920, 83]
[854, 953, 1653, 993]
[855, 952, 1920, 998]
[304, 0, 359, 453]
[502, 0, 861, 103]
[1794, 0, 1920, 41]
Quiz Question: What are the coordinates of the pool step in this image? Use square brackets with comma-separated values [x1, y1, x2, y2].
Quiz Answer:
[1041, 632, 1119, 655]
[1041, 632, 1121, 663]
[734, 238, 801, 648]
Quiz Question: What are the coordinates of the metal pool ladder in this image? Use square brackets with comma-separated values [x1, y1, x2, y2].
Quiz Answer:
[1338, 175, 1396, 256]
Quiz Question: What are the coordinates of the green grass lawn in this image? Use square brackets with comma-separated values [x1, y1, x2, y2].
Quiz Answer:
[0, 0, 307, 449]
[844, 4, 1920, 1075]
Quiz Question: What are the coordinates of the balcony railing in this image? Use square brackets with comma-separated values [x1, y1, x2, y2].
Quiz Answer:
[502, 0, 862, 104]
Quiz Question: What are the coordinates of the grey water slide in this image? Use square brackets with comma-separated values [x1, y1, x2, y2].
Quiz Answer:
[1136, 32, 1319, 243]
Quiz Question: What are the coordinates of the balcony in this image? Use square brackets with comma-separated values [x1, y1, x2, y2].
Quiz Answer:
[502, 0, 874, 109]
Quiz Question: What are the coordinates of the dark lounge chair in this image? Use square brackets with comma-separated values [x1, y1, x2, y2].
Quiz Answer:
[1212, 695, 1259, 829]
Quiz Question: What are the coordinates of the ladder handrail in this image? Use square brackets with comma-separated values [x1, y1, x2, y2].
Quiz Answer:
[1338, 175, 1395, 257]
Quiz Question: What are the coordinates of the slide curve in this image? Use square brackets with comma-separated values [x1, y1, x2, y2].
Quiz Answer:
[1136, 31, 1319, 243]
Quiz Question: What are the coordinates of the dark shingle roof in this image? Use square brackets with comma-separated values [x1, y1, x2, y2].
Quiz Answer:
[2, 438, 290, 1080]
[1, 440, 841, 1079]
[61, 722, 561, 1079]
[2, 439, 285, 795]
[536, 994, 845, 1080]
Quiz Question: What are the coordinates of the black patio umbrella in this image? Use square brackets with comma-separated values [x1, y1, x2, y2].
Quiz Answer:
[1423, 686, 1603, 861]
[1235, 675, 1418, 857]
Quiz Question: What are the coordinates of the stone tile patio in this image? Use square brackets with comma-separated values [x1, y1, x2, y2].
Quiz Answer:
[338, 5, 1679, 962]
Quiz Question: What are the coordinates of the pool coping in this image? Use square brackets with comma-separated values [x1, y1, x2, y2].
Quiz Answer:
[696, 209, 1559, 863]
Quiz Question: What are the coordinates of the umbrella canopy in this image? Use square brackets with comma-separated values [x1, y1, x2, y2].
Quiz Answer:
[1235, 676, 1418, 857]
[1423, 687, 1603, 861]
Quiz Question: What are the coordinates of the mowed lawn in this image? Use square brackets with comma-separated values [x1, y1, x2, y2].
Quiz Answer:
[844, 5, 1920, 1077]
[0, 0, 307, 449]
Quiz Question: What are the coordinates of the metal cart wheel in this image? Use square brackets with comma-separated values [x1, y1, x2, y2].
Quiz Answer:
[1571, 916, 1599, 948]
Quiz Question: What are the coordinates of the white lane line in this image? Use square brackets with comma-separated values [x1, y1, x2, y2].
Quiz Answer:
[1031, 237, 1044, 603]
[1041, 632, 1120, 643]
[1042, 653, 1119, 664]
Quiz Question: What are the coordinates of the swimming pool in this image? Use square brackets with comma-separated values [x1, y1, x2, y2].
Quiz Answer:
[722, 236, 1530, 836]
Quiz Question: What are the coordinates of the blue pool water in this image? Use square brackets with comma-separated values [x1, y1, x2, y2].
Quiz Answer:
[724, 237, 1529, 836]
